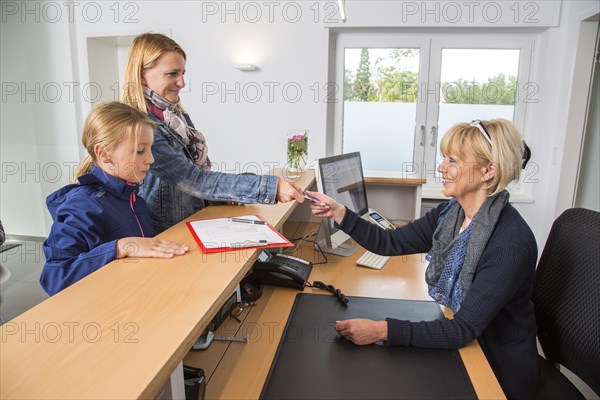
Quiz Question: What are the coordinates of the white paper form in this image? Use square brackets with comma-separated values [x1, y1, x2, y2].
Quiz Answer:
[187, 215, 290, 251]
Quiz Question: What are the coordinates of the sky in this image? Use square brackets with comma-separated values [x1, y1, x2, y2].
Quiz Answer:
[345, 48, 520, 83]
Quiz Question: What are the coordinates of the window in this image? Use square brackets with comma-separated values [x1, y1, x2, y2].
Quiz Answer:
[342, 47, 421, 172]
[334, 33, 534, 195]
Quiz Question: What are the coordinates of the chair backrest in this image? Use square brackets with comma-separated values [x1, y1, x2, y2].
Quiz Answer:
[532, 208, 600, 395]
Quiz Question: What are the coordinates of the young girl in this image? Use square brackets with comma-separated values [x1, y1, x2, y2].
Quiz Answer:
[41, 102, 188, 296]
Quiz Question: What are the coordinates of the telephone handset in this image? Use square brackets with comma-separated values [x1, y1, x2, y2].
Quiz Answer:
[251, 250, 313, 290]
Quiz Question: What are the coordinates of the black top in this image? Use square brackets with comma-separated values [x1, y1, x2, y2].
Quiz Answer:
[338, 202, 539, 400]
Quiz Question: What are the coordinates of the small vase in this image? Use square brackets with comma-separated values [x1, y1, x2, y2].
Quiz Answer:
[287, 130, 308, 173]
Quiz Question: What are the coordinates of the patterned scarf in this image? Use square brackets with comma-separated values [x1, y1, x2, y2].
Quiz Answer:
[143, 86, 210, 169]
[425, 190, 509, 312]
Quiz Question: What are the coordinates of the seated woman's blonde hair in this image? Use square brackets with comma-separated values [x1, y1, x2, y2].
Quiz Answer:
[440, 119, 525, 196]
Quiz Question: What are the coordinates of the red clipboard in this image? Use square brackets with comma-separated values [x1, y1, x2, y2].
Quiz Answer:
[186, 215, 293, 254]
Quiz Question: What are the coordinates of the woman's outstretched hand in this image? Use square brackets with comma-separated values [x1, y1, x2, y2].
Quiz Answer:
[305, 191, 346, 225]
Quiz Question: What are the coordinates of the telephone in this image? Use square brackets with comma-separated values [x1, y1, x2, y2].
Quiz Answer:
[251, 250, 313, 290]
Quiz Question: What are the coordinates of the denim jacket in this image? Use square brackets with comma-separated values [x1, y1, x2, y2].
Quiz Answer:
[140, 111, 278, 233]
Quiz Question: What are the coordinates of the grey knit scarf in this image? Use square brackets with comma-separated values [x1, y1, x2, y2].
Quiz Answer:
[425, 190, 509, 312]
[143, 86, 210, 169]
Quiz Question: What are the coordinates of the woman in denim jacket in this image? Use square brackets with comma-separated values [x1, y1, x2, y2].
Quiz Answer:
[121, 33, 303, 233]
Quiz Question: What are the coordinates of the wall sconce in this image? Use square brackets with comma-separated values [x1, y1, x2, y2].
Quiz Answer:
[337, 0, 346, 22]
[234, 64, 257, 71]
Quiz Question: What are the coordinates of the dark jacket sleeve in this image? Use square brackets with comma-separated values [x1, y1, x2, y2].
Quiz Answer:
[337, 204, 443, 256]
[386, 221, 536, 349]
[41, 195, 117, 296]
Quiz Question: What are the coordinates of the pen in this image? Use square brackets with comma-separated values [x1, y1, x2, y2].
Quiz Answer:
[230, 240, 269, 248]
[229, 217, 267, 225]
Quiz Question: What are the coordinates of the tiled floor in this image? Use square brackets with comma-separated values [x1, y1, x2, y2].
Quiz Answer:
[0, 241, 49, 323]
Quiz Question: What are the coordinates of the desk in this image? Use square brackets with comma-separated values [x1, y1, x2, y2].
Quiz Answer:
[0, 169, 314, 400]
[184, 222, 506, 399]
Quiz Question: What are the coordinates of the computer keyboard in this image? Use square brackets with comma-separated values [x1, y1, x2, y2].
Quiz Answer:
[355, 250, 390, 270]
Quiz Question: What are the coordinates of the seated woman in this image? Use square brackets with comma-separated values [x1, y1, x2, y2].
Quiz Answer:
[41, 102, 188, 296]
[307, 119, 537, 400]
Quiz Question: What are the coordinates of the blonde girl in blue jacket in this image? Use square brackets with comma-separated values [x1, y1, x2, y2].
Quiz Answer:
[41, 102, 188, 296]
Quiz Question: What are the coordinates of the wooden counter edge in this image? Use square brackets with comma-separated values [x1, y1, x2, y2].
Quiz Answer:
[442, 307, 506, 400]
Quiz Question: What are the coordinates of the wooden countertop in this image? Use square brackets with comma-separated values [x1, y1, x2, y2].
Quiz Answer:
[0, 169, 315, 399]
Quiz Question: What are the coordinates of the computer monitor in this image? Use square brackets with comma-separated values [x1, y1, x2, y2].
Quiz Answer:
[314, 152, 369, 256]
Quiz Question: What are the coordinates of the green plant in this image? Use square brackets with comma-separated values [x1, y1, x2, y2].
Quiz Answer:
[287, 134, 308, 171]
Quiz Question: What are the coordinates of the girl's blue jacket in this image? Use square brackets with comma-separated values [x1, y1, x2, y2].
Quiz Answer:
[41, 166, 154, 296]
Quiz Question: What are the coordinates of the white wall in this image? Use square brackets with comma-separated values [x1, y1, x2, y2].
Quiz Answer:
[0, 0, 598, 254]
[1, 9, 80, 237]
[513, 0, 599, 247]
[74, 1, 329, 173]
[1, 1, 329, 236]
[575, 38, 600, 211]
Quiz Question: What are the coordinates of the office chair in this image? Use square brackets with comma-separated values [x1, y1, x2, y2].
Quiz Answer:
[0, 263, 10, 324]
[533, 208, 600, 399]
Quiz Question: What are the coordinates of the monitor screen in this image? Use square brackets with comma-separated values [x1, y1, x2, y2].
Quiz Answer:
[315, 152, 368, 256]
[317, 151, 368, 216]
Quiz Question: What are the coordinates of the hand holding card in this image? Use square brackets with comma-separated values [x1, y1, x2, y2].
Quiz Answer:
[301, 190, 320, 203]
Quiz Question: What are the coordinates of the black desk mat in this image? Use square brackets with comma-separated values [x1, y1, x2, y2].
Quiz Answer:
[261, 293, 477, 399]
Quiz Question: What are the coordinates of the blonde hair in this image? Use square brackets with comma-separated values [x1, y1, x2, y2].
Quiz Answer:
[74, 102, 155, 181]
[121, 32, 187, 113]
[440, 118, 524, 196]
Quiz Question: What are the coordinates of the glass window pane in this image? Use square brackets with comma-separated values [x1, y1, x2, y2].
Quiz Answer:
[342, 48, 419, 172]
[436, 49, 520, 168]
